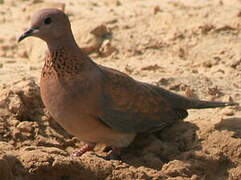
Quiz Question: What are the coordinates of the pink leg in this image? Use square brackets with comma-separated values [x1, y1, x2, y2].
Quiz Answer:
[72, 143, 96, 157]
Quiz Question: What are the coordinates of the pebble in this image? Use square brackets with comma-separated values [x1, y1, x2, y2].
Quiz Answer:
[222, 108, 234, 116]
[17, 121, 33, 133]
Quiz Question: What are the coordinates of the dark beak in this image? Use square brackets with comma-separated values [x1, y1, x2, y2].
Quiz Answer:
[18, 28, 35, 42]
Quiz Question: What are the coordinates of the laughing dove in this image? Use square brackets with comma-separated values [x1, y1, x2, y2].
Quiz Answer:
[18, 8, 239, 159]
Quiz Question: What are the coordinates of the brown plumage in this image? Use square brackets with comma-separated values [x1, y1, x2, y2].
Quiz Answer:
[18, 8, 239, 159]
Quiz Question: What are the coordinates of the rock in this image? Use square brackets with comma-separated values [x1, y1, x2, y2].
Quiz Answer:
[161, 160, 193, 178]
[99, 39, 117, 57]
[17, 121, 34, 133]
[223, 95, 234, 103]
[75, 24, 113, 56]
[222, 108, 234, 116]
[184, 86, 197, 98]
[153, 6, 162, 15]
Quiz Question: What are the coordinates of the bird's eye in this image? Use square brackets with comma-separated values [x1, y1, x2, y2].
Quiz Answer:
[44, 17, 52, 25]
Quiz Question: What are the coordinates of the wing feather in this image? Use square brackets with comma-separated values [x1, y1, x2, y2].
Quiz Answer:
[98, 66, 187, 133]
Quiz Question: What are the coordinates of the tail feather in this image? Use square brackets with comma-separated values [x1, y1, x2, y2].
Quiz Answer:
[189, 100, 239, 109]
[146, 83, 239, 109]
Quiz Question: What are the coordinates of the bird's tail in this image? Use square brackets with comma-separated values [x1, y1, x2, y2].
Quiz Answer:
[188, 100, 239, 109]
[149, 84, 239, 109]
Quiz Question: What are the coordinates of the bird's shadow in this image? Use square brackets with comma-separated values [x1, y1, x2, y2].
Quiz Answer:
[215, 117, 241, 138]
[120, 120, 202, 170]
[118, 117, 237, 179]
[0, 154, 26, 179]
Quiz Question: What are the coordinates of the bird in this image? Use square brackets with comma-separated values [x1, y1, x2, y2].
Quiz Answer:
[18, 8, 239, 160]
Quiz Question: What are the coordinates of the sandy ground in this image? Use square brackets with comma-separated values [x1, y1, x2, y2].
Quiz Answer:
[0, 0, 241, 179]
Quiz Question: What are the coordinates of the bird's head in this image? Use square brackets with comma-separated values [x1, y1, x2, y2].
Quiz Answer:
[18, 8, 71, 43]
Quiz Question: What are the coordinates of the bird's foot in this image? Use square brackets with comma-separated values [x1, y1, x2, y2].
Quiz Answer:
[104, 147, 121, 160]
[72, 143, 96, 157]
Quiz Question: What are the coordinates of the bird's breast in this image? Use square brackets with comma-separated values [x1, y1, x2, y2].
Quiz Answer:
[39, 74, 135, 146]
[40, 74, 101, 123]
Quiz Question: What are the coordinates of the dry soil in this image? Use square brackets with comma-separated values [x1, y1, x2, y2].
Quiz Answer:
[0, 0, 241, 179]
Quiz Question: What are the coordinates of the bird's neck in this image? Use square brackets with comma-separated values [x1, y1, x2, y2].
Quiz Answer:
[42, 37, 93, 79]
[46, 33, 79, 53]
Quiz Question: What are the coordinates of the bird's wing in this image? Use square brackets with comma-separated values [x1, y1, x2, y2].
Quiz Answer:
[98, 66, 188, 133]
